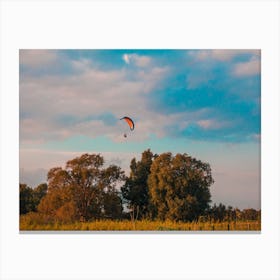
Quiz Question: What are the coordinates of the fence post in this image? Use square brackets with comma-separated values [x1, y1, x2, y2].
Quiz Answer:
[212, 225, 215, 231]
[227, 223, 230, 231]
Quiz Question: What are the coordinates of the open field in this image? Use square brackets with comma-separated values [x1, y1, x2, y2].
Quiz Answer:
[20, 216, 261, 231]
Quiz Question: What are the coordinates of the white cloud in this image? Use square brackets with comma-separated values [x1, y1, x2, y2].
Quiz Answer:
[211, 50, 260, 61]
[122, 53, 151, 67]
[190, 49, 261, 62]
[20, 57, 169, 144]
[71, 58, 93, 71]
[233, 57, 261, 76]
[122, 54, 130, 64]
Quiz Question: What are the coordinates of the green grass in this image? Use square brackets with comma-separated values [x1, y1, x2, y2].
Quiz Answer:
[20, 214, 261, 231]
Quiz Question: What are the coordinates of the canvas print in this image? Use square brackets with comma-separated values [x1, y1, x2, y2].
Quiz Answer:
[19, 50, 261, 231]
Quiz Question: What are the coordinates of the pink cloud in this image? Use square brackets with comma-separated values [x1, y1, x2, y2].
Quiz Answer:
[197, 119, 231, 130]
[190, 49, 260, 62]
[20, 49, 58, 68]
[233, 57, 261, 76]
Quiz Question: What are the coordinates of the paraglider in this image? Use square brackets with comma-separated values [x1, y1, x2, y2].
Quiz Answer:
[120, 116, 134, 138]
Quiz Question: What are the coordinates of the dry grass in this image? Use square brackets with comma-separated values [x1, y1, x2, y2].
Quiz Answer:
[20, 214, 261, 231]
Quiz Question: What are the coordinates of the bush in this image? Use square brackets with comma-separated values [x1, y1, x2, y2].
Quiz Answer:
[20, 212, 55, 230]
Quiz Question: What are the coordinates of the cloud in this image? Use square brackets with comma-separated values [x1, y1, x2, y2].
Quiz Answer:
[122, 53, 151, 67]
[190, 49, 260, 62]
[162, 108, 259, 143]
[20, 50, 260, 146]
[20, 49, 58, 68]
[197, 119, 231, 130]
[233, 57, 261, 76]
[71, 58, 93, 72]
[19, 50, 261, 210]
[122, 54, 130, 64]
[20, 55, 169, 145]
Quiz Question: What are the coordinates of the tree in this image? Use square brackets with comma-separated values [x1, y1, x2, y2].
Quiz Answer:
[99, 164, 124, 219]
[20, 183, 48, 215]
[121, 149, 154, 220]
[20, 184, 35, 214]
[103, 191, 123, 219]
[33, 183, 48, 209]
[210, 203, 227, 222]
[148, 152, 214, 222]
[38, 186, 70, 217]
[226, 205, 234, 222]
[38, 153, 125, 221]
[234, 208, 242, 221]
[242, 208, 258, 220]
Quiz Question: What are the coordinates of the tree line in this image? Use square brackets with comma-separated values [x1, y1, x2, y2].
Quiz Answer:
[20, 150, 261, 223]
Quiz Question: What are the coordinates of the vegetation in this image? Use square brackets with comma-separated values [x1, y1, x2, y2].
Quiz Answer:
[121, 149, 155, 221]
[148, 152, 213, 222]
[20, 150, 261, 231]
[20, 214, 260, 231]
[20, 183, 47, 214]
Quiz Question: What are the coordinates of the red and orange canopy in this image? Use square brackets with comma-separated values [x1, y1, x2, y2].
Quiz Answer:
[120, 116, 134, 130]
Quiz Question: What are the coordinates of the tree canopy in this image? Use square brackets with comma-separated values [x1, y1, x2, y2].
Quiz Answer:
[148, 152, 214, 221]
[20, 150, 260, 225]
[121, 149, 155, 220]
[38, 153, 125, 221]
[20, 183, 47, 214]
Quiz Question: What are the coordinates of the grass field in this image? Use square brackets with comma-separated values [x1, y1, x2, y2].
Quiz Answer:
[20, 215, 261, 231]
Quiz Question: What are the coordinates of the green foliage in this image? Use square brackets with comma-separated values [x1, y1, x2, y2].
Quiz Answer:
[103, 191, 123, 219]
[148, 152, 214, 222]
[20, 150, 261, 229]
[121, 149, 154, 220]
[20, 184, 36, 214]
[20, 183, 48, 214]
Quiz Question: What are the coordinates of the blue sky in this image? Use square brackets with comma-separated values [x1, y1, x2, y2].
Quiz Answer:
[19, 49, 261, 209]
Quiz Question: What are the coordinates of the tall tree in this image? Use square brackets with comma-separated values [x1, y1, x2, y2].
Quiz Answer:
[33, 183, 48, 210]
[38, 154, 125, 221]
[20, 184, 35, 214]
[121, 149, 154, 220]
[148, 152, 214, 222]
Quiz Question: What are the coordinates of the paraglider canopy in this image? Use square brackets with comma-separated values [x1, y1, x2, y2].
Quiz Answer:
[120, 116, 135, 131]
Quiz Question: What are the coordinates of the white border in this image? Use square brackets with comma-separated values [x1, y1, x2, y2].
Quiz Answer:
[1, 1, 279, 280]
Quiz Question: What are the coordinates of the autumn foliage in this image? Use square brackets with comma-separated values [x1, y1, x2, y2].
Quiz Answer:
[20, 150, 261, 230]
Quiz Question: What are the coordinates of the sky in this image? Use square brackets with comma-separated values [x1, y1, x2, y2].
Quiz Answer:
[19, 49, 261, 210]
